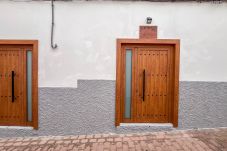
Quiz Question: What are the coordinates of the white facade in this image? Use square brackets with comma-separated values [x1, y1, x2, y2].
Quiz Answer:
[0, 1, 227, 87]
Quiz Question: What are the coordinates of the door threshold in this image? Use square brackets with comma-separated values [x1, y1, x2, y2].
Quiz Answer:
[120, 123, 173, 127]
[0, 126, 33, 130]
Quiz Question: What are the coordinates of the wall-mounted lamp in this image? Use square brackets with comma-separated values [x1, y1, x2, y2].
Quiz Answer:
[146, 17, 152, 24]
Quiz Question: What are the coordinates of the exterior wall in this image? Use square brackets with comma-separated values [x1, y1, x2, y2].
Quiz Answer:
[0, 1, 227, 137]
[0, 1, 227, 87]
[0, 80, 227, 137]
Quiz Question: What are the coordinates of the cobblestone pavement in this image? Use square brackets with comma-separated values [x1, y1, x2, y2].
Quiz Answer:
[0, 128, 226, 151]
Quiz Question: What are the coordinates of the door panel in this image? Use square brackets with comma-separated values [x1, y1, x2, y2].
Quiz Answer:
[0, 48, 27, 125]
[123, 45, 174, 123]
[116, 39, 180, 127]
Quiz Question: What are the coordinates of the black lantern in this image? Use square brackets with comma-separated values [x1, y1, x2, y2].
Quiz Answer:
[146, 17, 152, 24]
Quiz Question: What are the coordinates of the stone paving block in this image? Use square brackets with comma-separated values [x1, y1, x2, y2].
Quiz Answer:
[55, 140, 63, 144]
[97, 139, 105, 143]
[4, 142, 14, 147]
[47, 140, 55, 144]
[89, 139, 96, 143]
[78, 135, 86, 140]
[63, 140, 71, 144]
[103, 134, 109, 138]
[94, 134, 102, 138]
[13, 142, 22, 146]
[80, 139, 88, 143]
[0, 128, 226, 151]
[86, 135, 93, 139]
[97, 143, 104, 150]
[107, 138, 113, 142]
[116, 142, 122, 148]
[39, 140, 47, 145]
[104, 142, 110, 149]
[70, 136, 78, 140]
[114, 137, 122, 142]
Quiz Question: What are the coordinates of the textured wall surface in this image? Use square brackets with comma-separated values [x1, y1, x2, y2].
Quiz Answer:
[179, 81, 227, 129]
[0, 80, 226, 138]
[1, 1, 227, 87]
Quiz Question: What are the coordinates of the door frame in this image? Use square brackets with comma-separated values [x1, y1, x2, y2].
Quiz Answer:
[115, 39, 180, 127]
[0, 40, 38, 129]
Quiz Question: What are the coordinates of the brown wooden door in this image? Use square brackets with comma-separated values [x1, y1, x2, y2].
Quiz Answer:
[132, 45, 174, 123]
[116, 39, 180, 127]
[0, 47, 27, 126]
[122, 44, 174, 123]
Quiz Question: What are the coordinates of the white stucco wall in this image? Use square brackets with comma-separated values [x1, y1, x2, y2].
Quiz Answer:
[0, 1, 227, 87]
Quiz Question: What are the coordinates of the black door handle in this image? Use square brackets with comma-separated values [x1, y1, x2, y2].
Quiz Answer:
[12, 71, 15, 103]
[142, 69, 145, 101]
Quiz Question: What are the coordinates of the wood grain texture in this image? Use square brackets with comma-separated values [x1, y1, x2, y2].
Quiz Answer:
[115, 39, 180, 127]
[115, 40, 122, 126]
[0, 40, 38, 129]
[0, 48, 26, 125]
[173, 41, 180, 127]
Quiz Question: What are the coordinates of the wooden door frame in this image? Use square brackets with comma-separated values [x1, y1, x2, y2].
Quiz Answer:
[115, 39, 180, 127]
[0, 40, 38, 129]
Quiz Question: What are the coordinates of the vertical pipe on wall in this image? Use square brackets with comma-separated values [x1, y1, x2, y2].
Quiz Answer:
[51, 0, 58, 49]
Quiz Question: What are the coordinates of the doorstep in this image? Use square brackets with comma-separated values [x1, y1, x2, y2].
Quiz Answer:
[119, 123, 173, 127]
[0, 126, 33, 130]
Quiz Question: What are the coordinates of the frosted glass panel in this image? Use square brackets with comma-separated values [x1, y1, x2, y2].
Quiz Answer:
[125, 50, 132, 119]
[27, 51, 32, 122]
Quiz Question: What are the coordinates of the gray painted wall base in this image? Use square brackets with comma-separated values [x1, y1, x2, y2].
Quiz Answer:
[0, 80, 226, 138]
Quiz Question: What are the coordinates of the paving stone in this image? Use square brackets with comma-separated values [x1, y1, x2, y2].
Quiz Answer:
[4, 142, 14, 147]
[13, 142, 23, 146]
[89, 139, 96, 143]
[107, 138, 114, 142]
[97, 142, 104, 150]
[97, 138, 105, 143]
[116, 142, 122, 148]
[0, 128, 226, 151]
[86, 135, 93, 139]
[80, 139, 88, 143]
[102, 134, 109, 138]
[30, 141, 39, 145]
[70, 136, 78, 140]
[67, 144, 74, 150]
[72, 140, 79, 144]
[94, 134, 102, 138]
[104, 142, 110, 148]
[78, 135, 86, 139]
[63, 140, 71, 144]
[114, 137, 122, 142]
[55, 140, 63, 144]
[39, 140, 47, 145]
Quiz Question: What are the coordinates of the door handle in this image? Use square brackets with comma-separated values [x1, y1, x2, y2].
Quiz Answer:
[142, 69, 145, 101]
[12, 71, 15, 103]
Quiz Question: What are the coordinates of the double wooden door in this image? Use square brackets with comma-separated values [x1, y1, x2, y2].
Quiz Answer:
[122, 45, 175, 123]
[0, 47, 27, 126]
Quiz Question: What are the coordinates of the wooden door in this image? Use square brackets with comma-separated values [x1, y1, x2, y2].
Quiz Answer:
[0, 47, 27, 126]
[121, 44, 175, 124]
[0, 40, 38, 129]
[132, 45, 174, 123]
[116, 39, 180, 127]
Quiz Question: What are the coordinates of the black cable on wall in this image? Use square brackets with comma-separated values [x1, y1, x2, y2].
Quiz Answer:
[51, 0, 57, 49]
